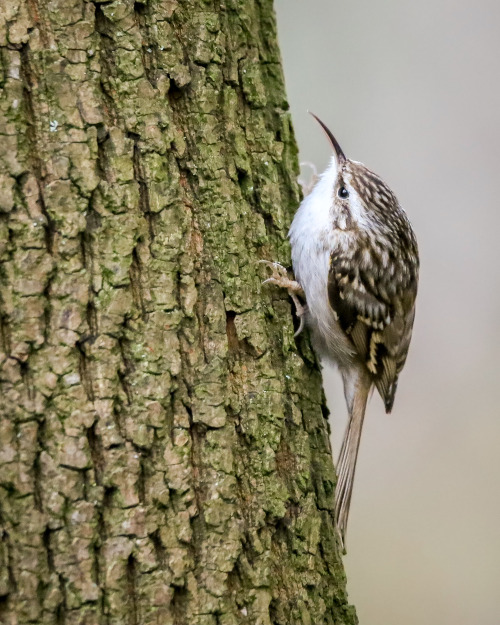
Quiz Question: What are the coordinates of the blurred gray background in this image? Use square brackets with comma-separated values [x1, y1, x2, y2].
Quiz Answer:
[275, 2, 500, 624]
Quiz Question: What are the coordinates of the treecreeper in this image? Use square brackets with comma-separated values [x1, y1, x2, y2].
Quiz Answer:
[262, 113, 419, 551]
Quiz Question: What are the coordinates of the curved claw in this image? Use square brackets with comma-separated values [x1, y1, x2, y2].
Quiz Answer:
[290, 294, 307, 337]
[258, 260, 289, 278]
[294, 314, 305, 337]
[260, 259, 307, 335]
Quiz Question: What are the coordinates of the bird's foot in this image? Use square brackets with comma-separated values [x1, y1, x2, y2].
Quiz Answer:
[260, 261, 303, 294]
[260, 261, 307, 336]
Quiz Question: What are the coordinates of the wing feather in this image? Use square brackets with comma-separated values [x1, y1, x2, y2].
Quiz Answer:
[328, 244, 418, 412]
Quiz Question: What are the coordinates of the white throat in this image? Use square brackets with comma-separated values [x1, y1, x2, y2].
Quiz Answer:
[288, 157, 355, 364]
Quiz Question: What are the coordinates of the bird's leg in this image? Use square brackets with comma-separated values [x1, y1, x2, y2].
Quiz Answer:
[260, 261, 307, 336]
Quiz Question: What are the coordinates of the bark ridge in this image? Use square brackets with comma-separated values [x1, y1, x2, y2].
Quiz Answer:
[0, 1, 356, 623]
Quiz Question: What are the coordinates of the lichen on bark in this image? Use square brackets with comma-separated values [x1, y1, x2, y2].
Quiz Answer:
[0, 1, 357, 624]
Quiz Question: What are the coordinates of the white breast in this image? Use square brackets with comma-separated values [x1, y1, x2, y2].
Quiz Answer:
[289, 158, 355, 366]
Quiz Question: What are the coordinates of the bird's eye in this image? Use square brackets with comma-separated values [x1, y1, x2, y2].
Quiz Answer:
[338, 186, 349, 199]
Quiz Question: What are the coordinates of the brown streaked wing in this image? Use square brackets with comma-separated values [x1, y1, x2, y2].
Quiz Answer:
[327, 252, 417, 412]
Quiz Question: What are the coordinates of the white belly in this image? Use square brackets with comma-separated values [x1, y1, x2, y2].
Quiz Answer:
[289, 161, 355, 367]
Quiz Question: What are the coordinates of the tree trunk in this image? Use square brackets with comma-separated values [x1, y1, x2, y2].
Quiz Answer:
[0, 1, 356, 624]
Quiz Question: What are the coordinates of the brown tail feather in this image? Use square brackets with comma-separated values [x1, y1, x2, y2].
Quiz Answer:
[335, 370, 371, 551]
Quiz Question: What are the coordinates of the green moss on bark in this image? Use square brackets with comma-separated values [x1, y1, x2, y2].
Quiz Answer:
[0, 1, 357, 624]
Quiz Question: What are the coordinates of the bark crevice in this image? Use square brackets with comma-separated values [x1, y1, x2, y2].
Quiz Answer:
[0, 1, 356, 623]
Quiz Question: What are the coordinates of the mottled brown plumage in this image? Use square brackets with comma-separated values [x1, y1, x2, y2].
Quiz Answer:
[328, 162, 418, 412]
[263, 114, 419, 550]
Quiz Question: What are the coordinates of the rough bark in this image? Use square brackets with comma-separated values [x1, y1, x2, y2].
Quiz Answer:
[0, 1, 356, 624]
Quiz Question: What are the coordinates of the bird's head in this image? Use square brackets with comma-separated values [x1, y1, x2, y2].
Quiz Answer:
[309, 113, 399, 230]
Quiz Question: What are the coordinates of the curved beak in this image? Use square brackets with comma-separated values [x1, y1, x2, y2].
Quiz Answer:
[308, 112, 346, 164]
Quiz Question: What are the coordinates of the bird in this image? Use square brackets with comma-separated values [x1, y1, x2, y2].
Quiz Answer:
[262, 113, 419, 549]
